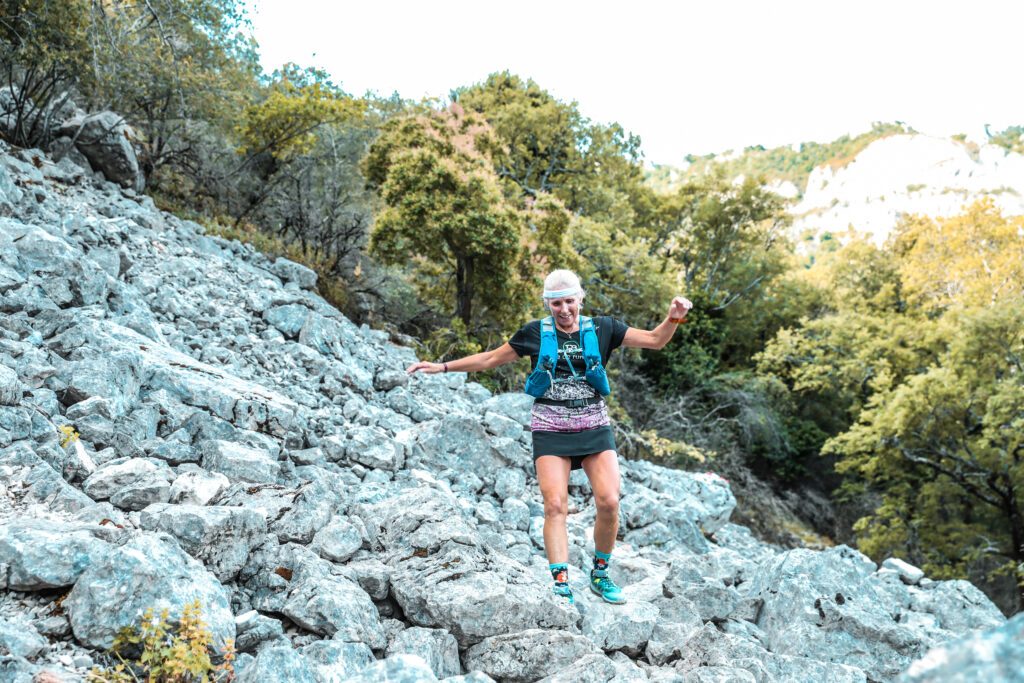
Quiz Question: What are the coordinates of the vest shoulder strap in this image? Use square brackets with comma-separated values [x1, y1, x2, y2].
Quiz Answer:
[579, 316, 602, 367]
[538, 317, 558, 369]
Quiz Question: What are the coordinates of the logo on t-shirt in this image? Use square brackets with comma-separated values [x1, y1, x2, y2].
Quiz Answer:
[560, 340, 583, 361]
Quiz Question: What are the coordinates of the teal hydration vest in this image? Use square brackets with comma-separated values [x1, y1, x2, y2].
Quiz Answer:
[523, 316, 611, 398]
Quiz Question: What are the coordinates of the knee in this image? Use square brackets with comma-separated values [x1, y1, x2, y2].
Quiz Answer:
[594, 491, 620, 516]
[543, 496, 569, 520]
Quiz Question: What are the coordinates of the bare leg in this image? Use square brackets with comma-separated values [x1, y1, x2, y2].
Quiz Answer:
[535, 455, 572, 564]
[581, 450, 621, 554]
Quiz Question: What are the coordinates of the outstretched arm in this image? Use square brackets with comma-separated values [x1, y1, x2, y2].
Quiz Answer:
[406, 342, 520, 375]
[621, 296, 693, 350]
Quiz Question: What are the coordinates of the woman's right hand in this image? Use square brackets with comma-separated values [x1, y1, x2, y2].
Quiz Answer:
[406, 361, 444, 375]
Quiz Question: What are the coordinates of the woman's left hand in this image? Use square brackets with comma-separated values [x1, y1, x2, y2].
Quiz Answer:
[669, 296, 693, 320]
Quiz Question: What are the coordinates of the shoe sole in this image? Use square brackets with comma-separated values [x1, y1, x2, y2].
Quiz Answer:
[590, 583, 627, 604]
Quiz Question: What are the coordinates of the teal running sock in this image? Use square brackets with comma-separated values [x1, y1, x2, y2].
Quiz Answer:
[549, 562, 569, 588]
[593, 550, 611, 575]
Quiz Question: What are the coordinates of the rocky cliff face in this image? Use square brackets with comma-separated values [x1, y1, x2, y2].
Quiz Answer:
[789, 134, 1024, 248]
[0, 140, 1019, 682]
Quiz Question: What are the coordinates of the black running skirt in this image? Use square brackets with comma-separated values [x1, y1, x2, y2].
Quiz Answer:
[532, 426, 617, 470]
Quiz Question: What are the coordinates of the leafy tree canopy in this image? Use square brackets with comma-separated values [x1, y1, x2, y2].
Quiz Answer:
[363, 103, 539, 340]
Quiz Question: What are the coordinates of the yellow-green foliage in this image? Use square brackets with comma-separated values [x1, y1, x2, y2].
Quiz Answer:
[58, 424, 80, 448]
[758, 203, 1024, 608]
[237, 64, 365, 160]
[891, 200, 1024, 311]
[89, 600, 234, 683]
[987, 125, 1024, 155]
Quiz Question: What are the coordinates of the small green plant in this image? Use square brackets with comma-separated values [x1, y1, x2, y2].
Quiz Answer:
[58, 424, 80, 448]
[88, 600, 235, 683]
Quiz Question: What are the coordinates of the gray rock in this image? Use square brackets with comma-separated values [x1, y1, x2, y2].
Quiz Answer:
[494, 468, 527, 501]
[235, 644, 319, 683]
[402, 415, 508, 478]
[0, 364, 21, 405]
[745, 546, 923, 681]
[300, 640, 376, 682]
[900, 613, 1024, 682]
[375, 369, 409, 392]
[344, 556, 391, 600]
[140, 503, 267, 581]
[663, 571, 740, 622]
[347, 425, 404, 471]
[581, 599, 659, 657]
[500, 498, 530, 531]
[271, 477, 342, 544]
[234, 610, 286, 653]
[354, 487, 574, 645]
[65, 396, 113, 422]
[169, 469, 230, 505]
[264, 303, 311, 338]
[0, 519, 113, 590]
[0, 616, 47, 658]
[0, 655, 38, 683]
[908, 580, 1006, 634]
[201, 439, 281, 483]
[883, 557, 926, 585]
[281, 549, 386, 648]
[65, 533, 234, 651]
[386, 626, 461, 678]
[538, 652, 647, 682]
[311, 517, 363, 563]
[272, 257, 317, 290]
[675, 624, 867, 683]
[343, 653, 439, 683]
[442, 673, 496, 683]
[58, 111, 144, 190]
[109, 473, 171, 510]
[646, 595, 704, 665]
[680, 667, 756, 683]
[82, 457, 160, 500]
[481, 393, 533, 427]
[463, 630, 599, 683]
[483, 411, 523, 440]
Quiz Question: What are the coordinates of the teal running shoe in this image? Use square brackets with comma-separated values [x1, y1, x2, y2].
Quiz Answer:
[590, 570, 626, 604]
[553, 584, 575, 605]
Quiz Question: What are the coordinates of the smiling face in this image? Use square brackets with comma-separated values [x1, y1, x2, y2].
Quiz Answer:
[547, 295, 581, 331]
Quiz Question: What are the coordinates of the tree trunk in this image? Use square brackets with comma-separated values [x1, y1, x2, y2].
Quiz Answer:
[455, 256, 474, 327]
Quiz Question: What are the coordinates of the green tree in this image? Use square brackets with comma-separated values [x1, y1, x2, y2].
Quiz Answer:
[456, 71, 643, 221]
[230, 64, 370, 268]
[827, 303, 1024, 611]
[758, 204, 1024, 610]
[83, 0, 259, 184]
[0, 0, 91, 146]
[633, 174, 792, 387]
[363, 104, 534, 335]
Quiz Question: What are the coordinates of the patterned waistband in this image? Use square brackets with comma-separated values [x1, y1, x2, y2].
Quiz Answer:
[533, 396, 604, 408]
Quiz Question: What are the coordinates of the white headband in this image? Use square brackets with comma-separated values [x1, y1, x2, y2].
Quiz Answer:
[543, 287, 581, 299]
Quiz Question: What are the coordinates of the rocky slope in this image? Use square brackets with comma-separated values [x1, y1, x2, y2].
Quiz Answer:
[0, 140, 1020, 682]
[789, 133, 1024, 248]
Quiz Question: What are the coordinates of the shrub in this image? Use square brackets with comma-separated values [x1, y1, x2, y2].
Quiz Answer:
[88, 600, 234, 683]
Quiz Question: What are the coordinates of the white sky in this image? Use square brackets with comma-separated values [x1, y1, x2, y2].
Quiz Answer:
[249, 0, 1024, 165]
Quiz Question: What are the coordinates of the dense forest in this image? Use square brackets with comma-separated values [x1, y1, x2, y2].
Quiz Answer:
[3, 0, 1022, 614]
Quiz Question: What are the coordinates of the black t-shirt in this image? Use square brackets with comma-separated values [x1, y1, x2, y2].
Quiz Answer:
[509, 316, 629, 380]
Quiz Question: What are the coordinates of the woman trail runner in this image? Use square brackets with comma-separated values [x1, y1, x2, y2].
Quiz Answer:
[406, 269, 692, 605]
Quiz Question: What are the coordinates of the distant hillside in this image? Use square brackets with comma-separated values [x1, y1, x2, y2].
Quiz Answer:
[645, 122, 913, 196]
[648, 124, 1024, 250]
